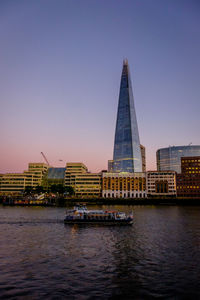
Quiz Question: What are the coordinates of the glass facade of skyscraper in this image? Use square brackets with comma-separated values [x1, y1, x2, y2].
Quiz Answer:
[113, 59, 142, 173]
[157, 145, 200, 173]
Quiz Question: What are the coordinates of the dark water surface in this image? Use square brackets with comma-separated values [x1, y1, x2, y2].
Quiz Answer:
[0, 205, 200, 299]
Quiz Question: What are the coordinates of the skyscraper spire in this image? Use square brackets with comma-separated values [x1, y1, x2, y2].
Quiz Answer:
[112, 60, 142, 173]
[123, 58, 128, 66]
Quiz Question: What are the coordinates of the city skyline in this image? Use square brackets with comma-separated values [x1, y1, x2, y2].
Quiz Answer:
[1, 0, 200, 173]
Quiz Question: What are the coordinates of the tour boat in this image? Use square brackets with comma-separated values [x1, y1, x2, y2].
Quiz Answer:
[64, 205, 133, 225]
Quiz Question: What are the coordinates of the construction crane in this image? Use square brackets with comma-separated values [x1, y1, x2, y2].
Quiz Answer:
[41, 152, 50, 166]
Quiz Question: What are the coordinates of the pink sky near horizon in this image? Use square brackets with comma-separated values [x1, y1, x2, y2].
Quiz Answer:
[0, 126, 157, 174]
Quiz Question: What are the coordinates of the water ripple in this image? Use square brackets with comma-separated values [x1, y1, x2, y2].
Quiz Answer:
[0, 205, 200, 299]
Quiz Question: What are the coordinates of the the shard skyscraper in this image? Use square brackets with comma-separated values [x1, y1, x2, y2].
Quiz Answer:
[112, 59, 142, 173]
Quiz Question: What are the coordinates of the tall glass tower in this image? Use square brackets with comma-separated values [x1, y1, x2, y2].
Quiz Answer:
[113, 59, 142, 173]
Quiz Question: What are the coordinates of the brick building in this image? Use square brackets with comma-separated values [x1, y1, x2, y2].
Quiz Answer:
[176, 157, 200, 198]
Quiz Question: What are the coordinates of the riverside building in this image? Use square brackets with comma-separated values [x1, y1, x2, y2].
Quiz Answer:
[43, 167, 66, 189]
[26, 163, 49, 186]
[65, 163, 101, 198]
[108, 144, 146, 173]
[111, 59, 143, 173]
[65, 162, 88, 174]
[157, 145, 200, 173]
[0, 163, 49, 195]
[0, 174, 2, 190]
[102, 172, 146, 198]
[146, 171, 176, 197]
[140, 144, 146, 172]
[176, 157, 200, 198]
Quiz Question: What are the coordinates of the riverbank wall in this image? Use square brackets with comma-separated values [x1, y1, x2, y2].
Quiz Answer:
[62, 197, 200, 206]
[1, 196, 200, 206]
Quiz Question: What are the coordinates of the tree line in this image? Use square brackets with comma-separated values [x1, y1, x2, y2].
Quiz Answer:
[24, 185, 74, 196]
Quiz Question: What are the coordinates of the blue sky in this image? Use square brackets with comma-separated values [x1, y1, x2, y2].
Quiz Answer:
[1, 0, 200, 172]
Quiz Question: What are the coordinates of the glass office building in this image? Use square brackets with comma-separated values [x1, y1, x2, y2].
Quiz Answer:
[113, 59, 142, 173]
[157, 145, 200, 173]
[44, 167, 66, 187]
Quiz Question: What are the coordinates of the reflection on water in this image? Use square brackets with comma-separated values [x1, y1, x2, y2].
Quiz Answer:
[0, 205, 200, 299]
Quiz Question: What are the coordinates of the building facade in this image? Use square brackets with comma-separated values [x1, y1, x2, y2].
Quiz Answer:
[112, 59, 142, 173]
[102, 172, 146, 198]
[176, 157, 200, 198]
[66, 162, 88, 174]
[65, 163, 101, 198]
[140, 144, 146, 172]
[108, 144, 145, 173]
[0, 173, 28, 195]
[146, 171, 176, 197]
[27, 163, 49, 186]
[0, 174, 2, 191]
[0, 163, 49, 195]
[157, 145, 200, 173]
[44, 167, 66, 189]
[108, 160, 114, 172]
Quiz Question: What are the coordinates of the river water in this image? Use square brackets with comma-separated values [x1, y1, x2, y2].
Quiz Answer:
[0, 205, 200, 299]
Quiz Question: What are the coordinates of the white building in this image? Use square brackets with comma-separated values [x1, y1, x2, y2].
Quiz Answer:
[146, 171, 176, 197]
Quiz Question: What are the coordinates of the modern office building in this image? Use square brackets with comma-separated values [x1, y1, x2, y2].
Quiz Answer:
[157, 145, 200, 173]
[44, 167, 66, 189]
[140, 144, 146, 172]
[66, 162, 88, 174]
[108, 160, 114, 172]
[0, 173, 27, 195]
[112, 59, 142, 173]
[26, 163, 49, 186]
[176, 157, 200, 198]
[0, 163, 49, 195]
[146, 171, 176, 197]
[0, 174, 2, 190]
[108, 144, 145, 172]
[102, 172, 146, 198]
[65, 163, 101, 198]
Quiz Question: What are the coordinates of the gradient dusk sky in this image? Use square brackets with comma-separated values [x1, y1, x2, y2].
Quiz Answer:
[1, 0, 200, 173]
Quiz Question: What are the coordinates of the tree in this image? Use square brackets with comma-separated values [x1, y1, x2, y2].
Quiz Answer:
[24, 186, 33, 194]
[50, 184, 58, 193]
[50, 184, 65, 194]
[65, 186, 74, 196]
[56, 184, 65, 194]
[35, 185, 44, 194]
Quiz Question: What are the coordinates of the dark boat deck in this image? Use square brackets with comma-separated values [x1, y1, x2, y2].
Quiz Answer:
[64, 219, 133, 225]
